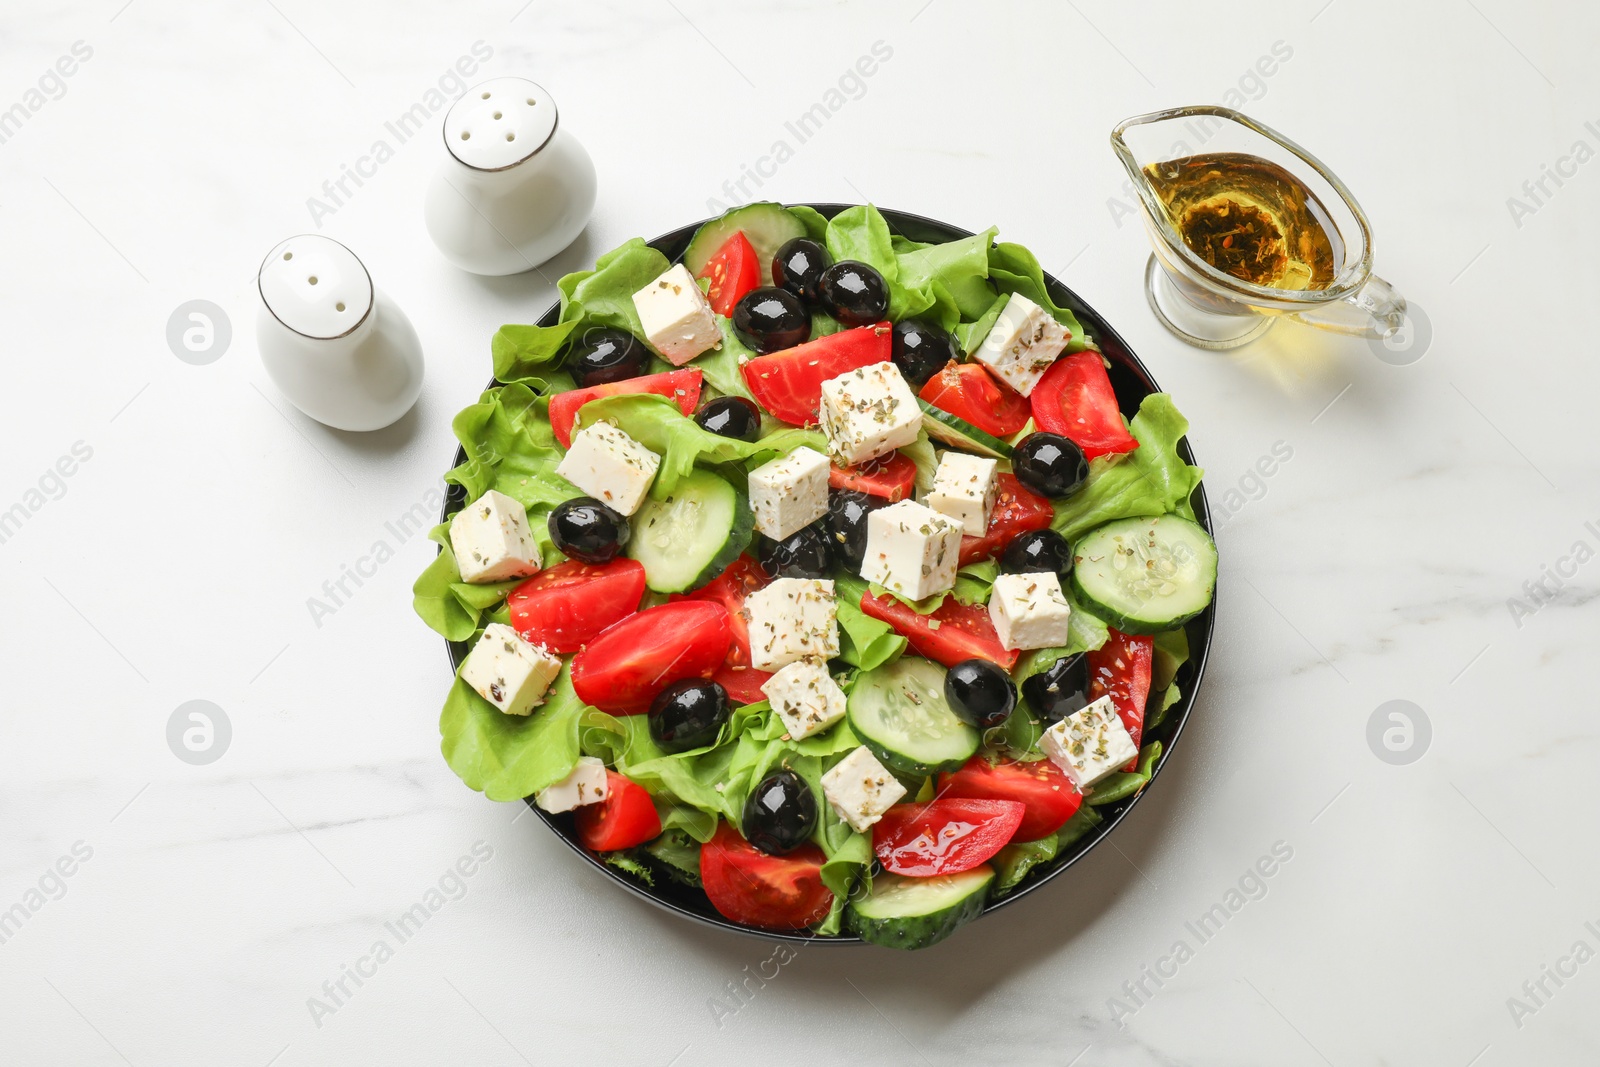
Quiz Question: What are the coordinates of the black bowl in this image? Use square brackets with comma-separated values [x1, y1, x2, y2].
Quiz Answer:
[439, 204, 1214, 944]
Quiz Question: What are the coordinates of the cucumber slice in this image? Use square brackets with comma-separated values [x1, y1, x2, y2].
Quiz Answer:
[683, 203, 807, 287]
[918, 401, 1014, 460]
[627, 469, 753, 593]
[1071, 515, 1217, 633]
[847, 865, 994, 950]
[847, 657, 979, 776]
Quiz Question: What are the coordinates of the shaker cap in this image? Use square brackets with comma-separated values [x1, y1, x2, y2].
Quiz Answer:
[257, 235, 373, 339]
[445, 77, 559, 171]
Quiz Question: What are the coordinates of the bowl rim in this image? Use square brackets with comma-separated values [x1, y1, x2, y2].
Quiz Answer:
[437, 202, 1215, 944]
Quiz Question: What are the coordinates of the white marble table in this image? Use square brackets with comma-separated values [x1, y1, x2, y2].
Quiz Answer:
[2, 1, 1595, 1063]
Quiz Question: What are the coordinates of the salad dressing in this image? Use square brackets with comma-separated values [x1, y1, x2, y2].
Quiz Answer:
[1143, 152, 1341, 291]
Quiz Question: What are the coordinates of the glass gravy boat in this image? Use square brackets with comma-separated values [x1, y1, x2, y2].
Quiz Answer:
[1112, 105, 1406, 350]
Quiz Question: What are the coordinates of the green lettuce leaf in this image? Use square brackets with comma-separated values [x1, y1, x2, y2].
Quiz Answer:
[1057, 801, 1104, 849]
[691, 316, 757, 401]
[412, 524, 524, 641]
[788, 204, 831, 243]
[992, 834, 1060, 895]
[491, 320, 580, 388]
[825, 205, 1001, 331]
[901, 430, 939, 493]
[896, 227, 999, 323]
[994, 587, 1112, 758]
[580, 697, 870, 934]
[991, 803, 1106, 895]
[825, 205, 926, 323]
[439, 664, 599, 802]
[492, 238, 673, 386]
[601, 852, 653, 884]
[810, 311, 844, 338]
[446, 383, 577, 510]
[1086, 740, 1162, 807]
[557, 237, 672, 340]
[835, 579, 907, 670]
[1144, 627, 1192, 733]
[954, 292, 1009, 355]
[987, 242, 1090, 352]
[641, 826, 703, 885]
[572, 393, 824, 499]
[1050, 393, 1204, 542]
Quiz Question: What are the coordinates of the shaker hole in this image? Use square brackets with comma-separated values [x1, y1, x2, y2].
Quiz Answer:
[493, 111, 502, 120]
[460, 131, 471, 140]
[336, 301, 346, 312]
[526, 98, 535, 106]
[481, 91, 491, 99]
[506, 131, 515, 141]
[282, 251, 293, 261]
[308, 276, 318, 286]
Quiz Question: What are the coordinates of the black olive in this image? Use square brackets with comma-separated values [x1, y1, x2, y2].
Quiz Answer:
[548, 497, 629, 564]
[826, 490, 888, 571]
[733, 286, 811, 353]
[741, 767, 818, 855]
[818, 260, 889, 327]
[1012, 432, 1090, 499]
[1001, 529, 1073, 579]
[648, 679, 731, 754]
[565, 327, 650, 388]
[1021, 653, 1092, 724]
[890, 318, 959, 389]
[944, 658, 1017, 729]
[695, 396, 761, 441]
[771, 238, 832, 306]
[758, 519, 833, 580]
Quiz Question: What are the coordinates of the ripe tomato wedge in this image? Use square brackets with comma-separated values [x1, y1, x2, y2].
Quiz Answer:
[740, 321, 892, 426]
[828, 451, 916, 502]
[696, 232, 760, 316]
[570, 601, 732, 714]
[937, 757, 1082, 841]
[957, 473, 1053, 566]
[670, 556, 772, 705]
[859, 590, 1019, 671]
[549, 368, 703, 448]
[871, 798, 1026, 876]
[575, 771, 662, 852]
[1030, 352, 1139, 460]
[919, 361, 1031, 438]
[1088, 628, 1154, 770]
[700, 821, 833, 930]
[507, 559, 646, 654]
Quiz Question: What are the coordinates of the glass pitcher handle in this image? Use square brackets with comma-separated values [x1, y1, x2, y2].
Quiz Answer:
[1286, 274, 1407, 339]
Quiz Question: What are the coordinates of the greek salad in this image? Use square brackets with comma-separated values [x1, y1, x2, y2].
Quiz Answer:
[414, 203, 1215, 949]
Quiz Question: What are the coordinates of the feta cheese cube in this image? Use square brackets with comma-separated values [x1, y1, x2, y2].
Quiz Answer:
[1040, 694, 1138, 790]
[555, 420, 660, 516]
[817, 361, 923, 466]
[632, 264, 721, 365]
[821, 746, 906, 833]
[748, 445, 830, 540]
[762, 659, 847, 740]
[989, 572, 1073, 651]
[974, 292, 1070, 396]
[925, 451, 998, 535]
[450, 490, 542, 584]
[745, 577, 839, 672]
[534, 756, 610, 813]
[460, 623, 563, 716]
[860, 499, 962, 601]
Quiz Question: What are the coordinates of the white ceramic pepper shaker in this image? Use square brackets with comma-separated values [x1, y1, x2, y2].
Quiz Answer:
[255, 235, 424, 431]
[423, 77, 597, 276]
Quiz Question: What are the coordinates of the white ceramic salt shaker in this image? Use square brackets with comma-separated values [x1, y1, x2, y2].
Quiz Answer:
[423, 77, 597, 276]
[255, 235, 424, 432]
